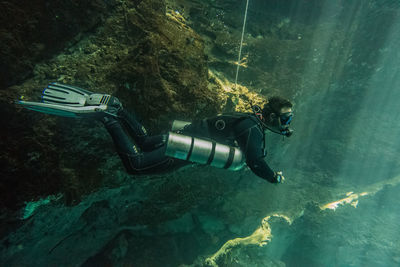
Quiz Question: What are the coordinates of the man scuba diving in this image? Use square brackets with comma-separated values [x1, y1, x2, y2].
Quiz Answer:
[18, 83, 294, 183]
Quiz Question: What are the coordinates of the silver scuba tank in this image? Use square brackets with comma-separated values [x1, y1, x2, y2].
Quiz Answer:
[171, 120, 191, 131]
[165, 132, 245, 171]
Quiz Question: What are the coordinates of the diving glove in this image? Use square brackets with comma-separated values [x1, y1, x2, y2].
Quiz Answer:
[274, 171, 285, 183]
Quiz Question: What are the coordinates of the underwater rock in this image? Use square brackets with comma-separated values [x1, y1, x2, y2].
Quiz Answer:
[0, 0, 117, 89]
[195, 176, 400, 267]
[0, 83, 63, 215]
[106, 0, 221, 131]
[0, 0, 223, 218]
[0, 167, 234, 266]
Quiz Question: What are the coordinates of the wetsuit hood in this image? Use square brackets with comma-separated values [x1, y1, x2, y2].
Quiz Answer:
[251, 105, 294, 137]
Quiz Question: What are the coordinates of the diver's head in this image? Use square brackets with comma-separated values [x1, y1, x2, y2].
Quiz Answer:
[262, 96, 293, 137]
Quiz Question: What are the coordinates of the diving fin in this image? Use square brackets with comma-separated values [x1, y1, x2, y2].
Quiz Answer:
[18, 83, 118, 118]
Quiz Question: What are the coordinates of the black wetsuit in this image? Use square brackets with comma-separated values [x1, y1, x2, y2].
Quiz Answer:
[103, 110, 279, 183]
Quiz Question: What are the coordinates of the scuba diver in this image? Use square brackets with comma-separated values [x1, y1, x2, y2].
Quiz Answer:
[18, 83, 294, 183]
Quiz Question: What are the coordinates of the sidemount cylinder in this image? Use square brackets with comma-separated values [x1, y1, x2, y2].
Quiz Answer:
[165, 132, 245, 171]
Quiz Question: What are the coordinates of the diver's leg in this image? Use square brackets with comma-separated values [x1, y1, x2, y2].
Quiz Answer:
[103, 117, 187, 174]
[108, 97, 170, 151]
[102, 117, 140, 172]
[117, 109, 148, 146]
[128, 142, 190, 174]
[117, 110, 167, 151]
[139, 135, 167, 151]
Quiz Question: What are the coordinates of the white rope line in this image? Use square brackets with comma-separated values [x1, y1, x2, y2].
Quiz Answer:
[234, 0, 250, 90]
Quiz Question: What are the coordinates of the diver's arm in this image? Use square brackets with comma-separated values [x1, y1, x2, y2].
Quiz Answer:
[246, 157, 278, 183]
[236, 122, 280, 183]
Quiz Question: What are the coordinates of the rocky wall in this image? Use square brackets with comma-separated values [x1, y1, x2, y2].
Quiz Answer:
[0, 0, 117, 89]
[0, 0, 222, 223]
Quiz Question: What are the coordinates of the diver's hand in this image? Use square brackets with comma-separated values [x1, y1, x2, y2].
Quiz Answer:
[275, 171, 285, 183]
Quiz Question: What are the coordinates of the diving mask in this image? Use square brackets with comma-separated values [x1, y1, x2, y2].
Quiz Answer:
[279, 112, 293, 126]
[278, 112, 293, 137]
[252, 104, 294, 137]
